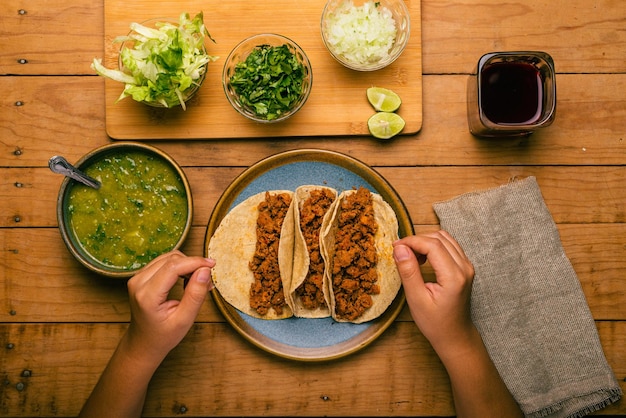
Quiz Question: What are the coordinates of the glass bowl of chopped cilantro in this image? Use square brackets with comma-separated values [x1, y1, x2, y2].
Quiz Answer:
[222, 33, 313, 123]
[321, 0, 410, 71]
[91, 12, 218, 110]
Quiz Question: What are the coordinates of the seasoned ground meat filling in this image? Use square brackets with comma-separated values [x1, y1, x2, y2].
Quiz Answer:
[331, 187, 379, 321]
[249, 192, 292, 316]
[295, 189, 336, 309]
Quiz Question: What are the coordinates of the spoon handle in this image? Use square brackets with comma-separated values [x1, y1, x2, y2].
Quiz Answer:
[48, 156, 101, 189]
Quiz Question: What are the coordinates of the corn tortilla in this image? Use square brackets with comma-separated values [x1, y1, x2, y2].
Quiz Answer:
[208, 187, 401, 323]
[320, 189, 401, 324]
[287, 185, 337, 318]
[208, 191, 294, 319]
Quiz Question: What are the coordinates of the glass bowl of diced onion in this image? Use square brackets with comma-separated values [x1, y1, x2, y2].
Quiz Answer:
[321, 0, 410, 71]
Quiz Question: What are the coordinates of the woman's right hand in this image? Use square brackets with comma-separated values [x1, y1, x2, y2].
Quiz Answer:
[392, 230, 476, 354]
[393, 232, 524, 417]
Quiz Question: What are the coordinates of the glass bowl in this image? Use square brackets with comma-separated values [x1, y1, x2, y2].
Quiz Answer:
[222, 33, 313, 123]
[115, 15, 213, 109]
[321, 0, 410, 71]
[56, 142, 193, 279]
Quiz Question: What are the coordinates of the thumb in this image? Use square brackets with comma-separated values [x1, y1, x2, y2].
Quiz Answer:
[178, 267, 213, 319]
[393, 244, 427, 301]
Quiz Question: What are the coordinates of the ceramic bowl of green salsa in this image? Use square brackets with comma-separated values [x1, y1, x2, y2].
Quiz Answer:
[57, 142, 192, 279]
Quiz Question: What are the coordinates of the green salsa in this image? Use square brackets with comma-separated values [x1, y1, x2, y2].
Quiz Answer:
[67, 150, 188, 270]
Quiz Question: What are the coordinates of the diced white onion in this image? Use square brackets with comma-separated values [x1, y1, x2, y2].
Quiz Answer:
[324, 1, 397, 65]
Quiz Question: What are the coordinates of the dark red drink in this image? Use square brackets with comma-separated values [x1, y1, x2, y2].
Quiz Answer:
[480, 62, 542, 125]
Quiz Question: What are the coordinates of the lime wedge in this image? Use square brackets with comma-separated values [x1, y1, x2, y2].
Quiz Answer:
[367, 112, 406, 139]
[366, 87, 402, 112]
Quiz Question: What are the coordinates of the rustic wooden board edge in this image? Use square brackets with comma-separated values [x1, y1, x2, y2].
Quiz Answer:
[102, 0, 423, 140]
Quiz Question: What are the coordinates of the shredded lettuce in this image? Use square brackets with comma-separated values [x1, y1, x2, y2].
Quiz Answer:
[324, 1, 397, 66]
[91, 12, 218, 110]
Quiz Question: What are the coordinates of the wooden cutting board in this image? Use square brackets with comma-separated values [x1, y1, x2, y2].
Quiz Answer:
[103, 0, 422, 140]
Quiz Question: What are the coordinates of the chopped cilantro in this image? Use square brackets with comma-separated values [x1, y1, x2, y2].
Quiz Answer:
[229, 44, 306, 121]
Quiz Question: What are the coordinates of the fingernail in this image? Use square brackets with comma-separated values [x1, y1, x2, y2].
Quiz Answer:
[205, 258, 216, 267]
[197, 268, 211, 283]
[393, 245, 412, 262]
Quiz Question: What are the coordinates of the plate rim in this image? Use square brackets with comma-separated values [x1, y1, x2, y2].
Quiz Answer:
[203, 148, 413, 362]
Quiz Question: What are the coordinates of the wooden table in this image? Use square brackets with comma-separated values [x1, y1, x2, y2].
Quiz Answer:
[1, 0, 625, 416]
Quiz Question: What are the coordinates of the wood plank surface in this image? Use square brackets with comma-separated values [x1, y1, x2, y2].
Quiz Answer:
[101, 0, 422, 140]
[2, 222, 625, 324]
[1, 73, 624, 168]
[1, 322, 625, 417]
[2, 0, 625, 416]
[0, 0, 104, 75]
[3, 0, 625, 76]
[1, 318, 625, 417]
[2, 166, 624, 228]
[421, 0, 626, 74]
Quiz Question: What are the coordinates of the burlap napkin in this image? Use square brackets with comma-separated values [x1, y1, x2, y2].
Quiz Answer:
[432, 176, 622, 418]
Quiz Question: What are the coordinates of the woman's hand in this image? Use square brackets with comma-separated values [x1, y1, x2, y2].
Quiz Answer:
[393, 231, 523, 417]
[124, 251, 216, 364]
[393, 230, 475, 354]
[79, 251, 215, 418]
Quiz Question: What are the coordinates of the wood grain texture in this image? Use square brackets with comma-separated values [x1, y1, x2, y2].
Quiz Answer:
[2, 166, 624, 228]
[421, 0, 626, 74]
[0, 1, 104, 75]
[4, 0, 624, 76]
[1, 222, 625, 324]
[1, 73, 624, 168]
[1, 322, 624, 417]
[102, 0, 423, 139]
[2, 0, 625, 416]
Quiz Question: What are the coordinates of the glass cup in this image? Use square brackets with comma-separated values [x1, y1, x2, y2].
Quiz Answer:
[467, 51, 556, 137]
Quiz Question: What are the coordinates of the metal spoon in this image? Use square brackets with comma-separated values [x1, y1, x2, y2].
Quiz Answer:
[48, 155, 101, 189]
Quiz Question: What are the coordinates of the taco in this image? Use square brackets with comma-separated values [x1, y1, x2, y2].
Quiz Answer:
[287, 185, 338, 318]
[208, 186, 401, 324]
[208, 190, 295, 319]
[320, 187, 401, 324]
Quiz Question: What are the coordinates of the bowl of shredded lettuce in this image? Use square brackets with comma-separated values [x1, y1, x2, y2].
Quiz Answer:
[222, 33, 313, 123]
[321, 0, 410, 71]
[91, 12, 218, 110]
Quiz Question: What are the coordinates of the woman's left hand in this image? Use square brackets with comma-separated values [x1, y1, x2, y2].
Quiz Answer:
[124, 251, 216, 363]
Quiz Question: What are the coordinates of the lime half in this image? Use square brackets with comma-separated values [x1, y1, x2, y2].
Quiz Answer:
[367, 112, 406, 139]
[366, 87, 402, 112]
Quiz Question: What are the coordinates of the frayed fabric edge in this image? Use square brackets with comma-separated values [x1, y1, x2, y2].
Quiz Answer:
[526, 387, 622, 418]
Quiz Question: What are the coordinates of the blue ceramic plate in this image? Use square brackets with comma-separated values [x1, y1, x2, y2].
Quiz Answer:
[204, 149, 413, 361]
